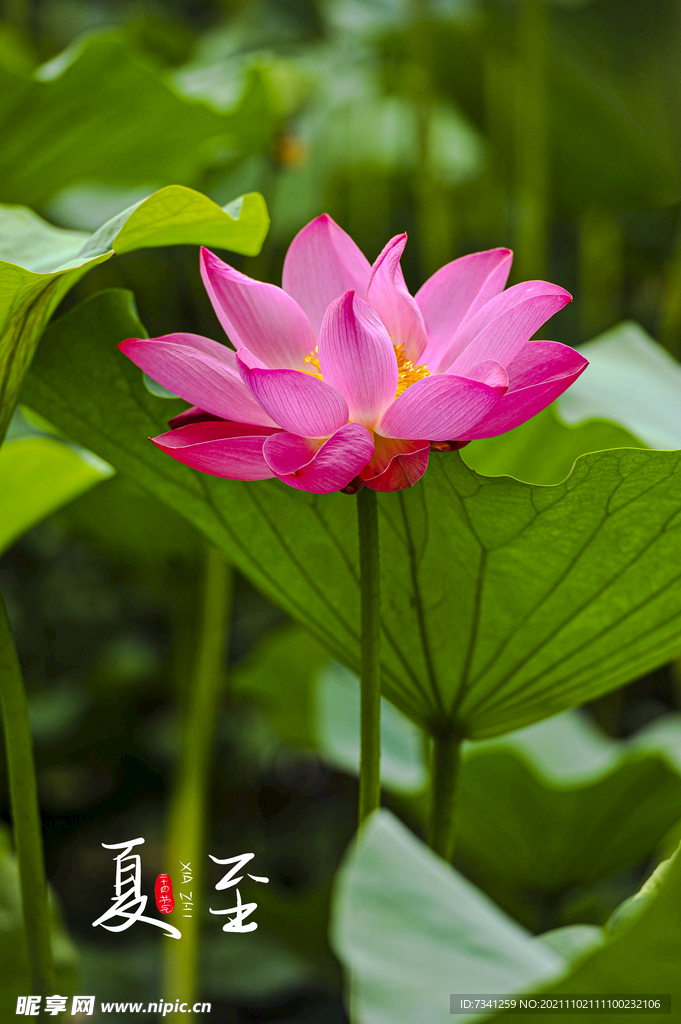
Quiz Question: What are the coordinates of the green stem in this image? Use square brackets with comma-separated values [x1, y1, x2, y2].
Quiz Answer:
[428, 732, 461, 862]
[514, 0, 549, 281]
[660, 222, 681, 358]
[0, 587, 55, 996]
[162, 546, 233, 1006]
[357, 487, 381, 824]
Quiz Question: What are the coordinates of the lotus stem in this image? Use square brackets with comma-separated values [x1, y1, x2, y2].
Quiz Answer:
[357, 486, 382, 823]
[163, 545, 233, 1006]
[0, 587, 55, 996]
[660, 223, 681, 358]
[428, 731, 462, 862]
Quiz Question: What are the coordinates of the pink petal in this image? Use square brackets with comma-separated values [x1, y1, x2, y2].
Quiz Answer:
[200, 248, 315, 368]
[282, 214, 372, 336]
[119, 335, 277, 427]
[237, 353, 349, 437]
[436, 281, 572, 374]
[464, 359, 509, 389]
[263, 423, 374, 494]
[462, 341, 588, 439]
[317, 290, 398, 428]
[417, 248, 513, 367]
[360, 435, 430, 492]
[235, 347, 268, 370]
[378, 374, 505, 442]
[151, 421, 279, 480]
[504, 339, 587, 391]
[366, 234, 428, 362]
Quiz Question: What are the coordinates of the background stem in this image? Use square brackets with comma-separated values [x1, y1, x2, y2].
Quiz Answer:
[428, 732, 461, 862]
[357, 487, 381, 823]
[162, 545, 233, 1007]
[409, 0, 456, 275]
[660, 220, 681, 358]
[514, 0, 549, 281]
[0, 587, 55, 996]
[578, 207, 624, 339]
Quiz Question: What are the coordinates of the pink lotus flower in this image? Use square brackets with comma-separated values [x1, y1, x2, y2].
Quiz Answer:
[119, 215, 586, 494]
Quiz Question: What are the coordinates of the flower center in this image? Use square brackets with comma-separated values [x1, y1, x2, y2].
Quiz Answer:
[394, 343, 430, 397]
[302, 343, 429, 397]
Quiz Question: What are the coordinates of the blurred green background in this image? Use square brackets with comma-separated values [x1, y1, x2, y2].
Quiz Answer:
[2, 0, 681, 1019]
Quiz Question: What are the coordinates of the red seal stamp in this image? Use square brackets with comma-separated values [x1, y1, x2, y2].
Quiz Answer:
[155, 873, 175, 914]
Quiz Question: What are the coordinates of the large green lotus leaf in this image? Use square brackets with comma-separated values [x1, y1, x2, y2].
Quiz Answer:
[0, 186, 268, 439]
[458, 711, 681, 892]
[0, 435, 112, 555]
[330, 810, 565, 1024]
[22, 290, 681, 739]
[0, 824, 78, 1016]
[0, 34, 273, 208]
[332, 809, 681, 1024]
[558, 322, 681, 451]
[503, 844, 681, 1022]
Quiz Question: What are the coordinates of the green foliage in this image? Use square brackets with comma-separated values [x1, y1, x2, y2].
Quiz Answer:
[330, 810, 565, 1024]
[22, 289, 681, 742]
[0, 34, 275, 208]
[231, 624, 427, 793]
[458, 712, 681, 892]
[0, 185, 268, 439]
[559, 321, 681, 450]
[509, 840, 681, 1020]
[0, 435, 111, 555]
[546, 7, 681, 211]
[231, 624, 330, 751]
[605, 849, 676, 937]
[0, 824, 78, 1015]
[56, 473, 201, 570]
[332, 810, 681, 1024]
[380, 1, 680, 214]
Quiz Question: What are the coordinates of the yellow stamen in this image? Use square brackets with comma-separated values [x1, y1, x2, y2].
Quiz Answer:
[300, 342, 429, 397]
[394, 343, 430, 397]
[302, 345, 323, 380]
